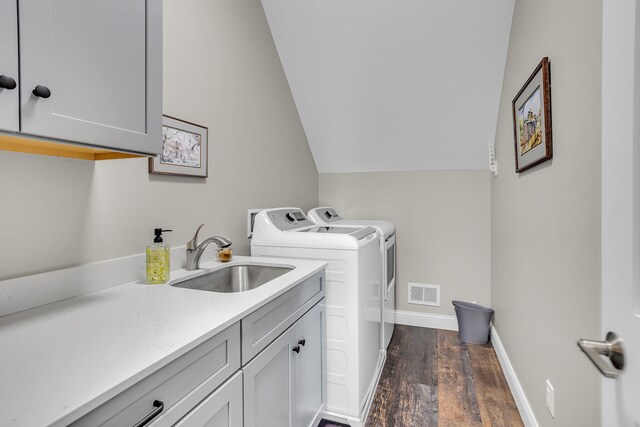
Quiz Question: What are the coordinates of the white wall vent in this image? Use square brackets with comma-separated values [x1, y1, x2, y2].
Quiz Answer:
[408, 283, 440, 306]
[247, 209, 264, 238]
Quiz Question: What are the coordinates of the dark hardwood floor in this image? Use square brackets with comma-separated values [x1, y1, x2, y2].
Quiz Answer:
[366, 325, 523, 427]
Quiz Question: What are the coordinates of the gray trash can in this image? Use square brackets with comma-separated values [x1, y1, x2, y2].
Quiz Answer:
[452, 300, 494, 344]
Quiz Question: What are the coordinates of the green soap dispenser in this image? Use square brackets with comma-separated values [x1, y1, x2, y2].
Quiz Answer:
[146, 228, 172, 284]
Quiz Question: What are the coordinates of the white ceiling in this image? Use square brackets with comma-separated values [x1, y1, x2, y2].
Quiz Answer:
[261, 0, 514, 173]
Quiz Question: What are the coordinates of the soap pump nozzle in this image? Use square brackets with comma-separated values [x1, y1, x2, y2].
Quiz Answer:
[154, 228, 173, 243]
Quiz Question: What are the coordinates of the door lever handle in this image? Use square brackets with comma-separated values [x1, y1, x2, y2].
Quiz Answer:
[577, 331, 625, 378]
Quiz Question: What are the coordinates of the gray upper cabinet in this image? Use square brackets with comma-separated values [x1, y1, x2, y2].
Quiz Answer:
[0, 0, 19, 133]
[6, 0, 162, 155]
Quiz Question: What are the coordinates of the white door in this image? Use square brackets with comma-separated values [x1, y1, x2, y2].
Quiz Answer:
[18, 0, 161, 154]
[0, 0, 19, 132]
[596, 1, 640, 425]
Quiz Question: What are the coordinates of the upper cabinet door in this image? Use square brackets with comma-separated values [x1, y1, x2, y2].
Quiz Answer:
[0, 0, 19, 132]
[18, 0, 162, 155]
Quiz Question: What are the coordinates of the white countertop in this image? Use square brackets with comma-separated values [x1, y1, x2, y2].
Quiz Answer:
[0, 256, 326, 427]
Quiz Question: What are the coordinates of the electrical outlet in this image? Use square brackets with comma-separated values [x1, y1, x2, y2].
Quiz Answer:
[545, 379, 555, 418]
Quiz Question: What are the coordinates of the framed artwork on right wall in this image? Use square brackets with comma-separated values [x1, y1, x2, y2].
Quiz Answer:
[512, 57, 553, 173]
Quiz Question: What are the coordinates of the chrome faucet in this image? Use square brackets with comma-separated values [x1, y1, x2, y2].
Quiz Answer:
[186, 224, 232, 271]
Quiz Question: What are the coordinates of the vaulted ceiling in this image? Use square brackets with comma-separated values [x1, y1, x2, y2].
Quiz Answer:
[261, 0, 514, 173]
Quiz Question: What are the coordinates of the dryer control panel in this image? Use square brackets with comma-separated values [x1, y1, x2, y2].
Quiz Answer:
[319, 208, 343, 223]
[267, 208, 314, 231]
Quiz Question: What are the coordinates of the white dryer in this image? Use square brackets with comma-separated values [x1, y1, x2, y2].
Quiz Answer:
[308, 207, 396, 350]
[251, 208, 385, 427]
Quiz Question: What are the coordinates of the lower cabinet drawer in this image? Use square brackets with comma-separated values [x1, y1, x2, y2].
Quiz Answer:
[241, 271, 324, 365]
[71, 322, 240, 427]
[174, 371, 243, 427]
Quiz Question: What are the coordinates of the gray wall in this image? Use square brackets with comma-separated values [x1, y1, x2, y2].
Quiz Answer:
[491, 1, 602, 425]
[319, 170, 491, 316]
[0, 0, 318, 280]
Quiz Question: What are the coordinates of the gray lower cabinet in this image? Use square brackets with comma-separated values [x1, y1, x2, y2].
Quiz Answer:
[241, 271, 324, 364]
[243, 324, 294, 427]
[292, 302, 324, 427]
[173, 372, 243, 427]
[68, 270, 325, 427]
[1, 0, 162, 154]
[71, 322, 241, 427]
[243, 301, 326, 427]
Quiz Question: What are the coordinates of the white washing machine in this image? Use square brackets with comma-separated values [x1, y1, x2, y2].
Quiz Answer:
[308, 207, 396, 350]
[251, 208, 385, 426]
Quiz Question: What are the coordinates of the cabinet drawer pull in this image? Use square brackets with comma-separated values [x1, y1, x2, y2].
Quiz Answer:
[0, 75, 17, 90]
[32, 85, 51, 98]
[292, 345, 301, 353]
[132, 400, 164, 427]
[298, 338, 306, 346]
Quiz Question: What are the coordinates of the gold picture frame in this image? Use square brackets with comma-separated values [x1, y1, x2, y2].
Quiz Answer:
[512, 57, 553, 173]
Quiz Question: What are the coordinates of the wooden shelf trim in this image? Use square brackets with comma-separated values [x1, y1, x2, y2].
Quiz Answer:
[0, 134, 144, 161]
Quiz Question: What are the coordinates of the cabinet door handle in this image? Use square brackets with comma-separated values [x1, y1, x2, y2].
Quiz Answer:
[32, 85, 51, 99]
[132, 400, 164, 427]
[292, 345, 301, 353]
[0, 75, 17, 90]
[298, 338, 306, 347]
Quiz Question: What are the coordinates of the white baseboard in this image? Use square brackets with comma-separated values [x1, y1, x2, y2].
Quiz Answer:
[490, 325, 540, 427]
[394, 309, 458, 331]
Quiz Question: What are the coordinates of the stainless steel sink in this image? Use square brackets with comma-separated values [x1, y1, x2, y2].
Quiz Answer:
[172, 263, 294, 293]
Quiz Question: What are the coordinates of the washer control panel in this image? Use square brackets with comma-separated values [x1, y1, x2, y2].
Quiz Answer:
[267, 208, 314, 231]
